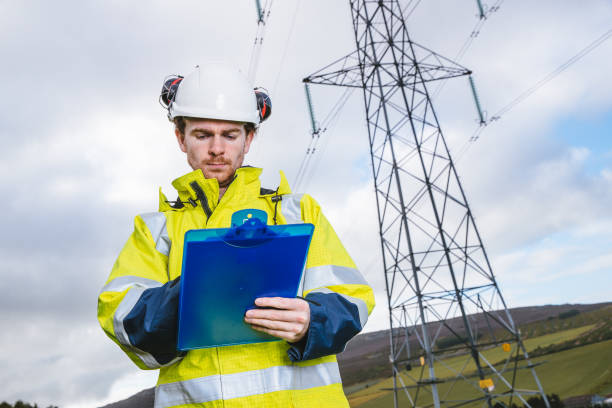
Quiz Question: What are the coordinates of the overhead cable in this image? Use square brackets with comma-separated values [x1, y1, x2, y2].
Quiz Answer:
[271, 0, 302, 95]
[489, 28, 612, 122]
[247, 0, 274, 84]
[293, 87, 353, 190]
[431, 0, 504, 101]
[465, 27, 612, 147]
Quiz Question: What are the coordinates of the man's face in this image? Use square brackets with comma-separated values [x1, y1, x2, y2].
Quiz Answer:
[176, 118, 254, 188]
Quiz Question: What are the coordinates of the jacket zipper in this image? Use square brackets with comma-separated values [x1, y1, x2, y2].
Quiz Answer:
[189, 181, 213, 221]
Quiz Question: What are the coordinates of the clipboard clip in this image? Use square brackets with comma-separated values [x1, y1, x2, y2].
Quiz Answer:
[231, 209, 268, 228]
[223, 209, 276, 246]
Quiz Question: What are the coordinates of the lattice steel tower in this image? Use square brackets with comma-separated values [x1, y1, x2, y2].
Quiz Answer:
[303, 2, 550, 407]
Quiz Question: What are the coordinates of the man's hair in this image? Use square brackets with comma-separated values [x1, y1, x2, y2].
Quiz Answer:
[174, 117, 256, 136]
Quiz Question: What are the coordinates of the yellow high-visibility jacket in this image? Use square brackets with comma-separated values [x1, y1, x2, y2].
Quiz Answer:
[98, 167, 375, 408]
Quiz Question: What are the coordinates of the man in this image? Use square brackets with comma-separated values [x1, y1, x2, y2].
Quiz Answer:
[98, 63, 375, 408]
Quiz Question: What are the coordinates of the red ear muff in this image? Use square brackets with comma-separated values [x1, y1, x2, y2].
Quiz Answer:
[255, 88, 272, 123]
[160, 75, 184, 108]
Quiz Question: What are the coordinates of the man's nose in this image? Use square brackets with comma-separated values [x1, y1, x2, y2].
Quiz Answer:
[208, 135, 225, 156]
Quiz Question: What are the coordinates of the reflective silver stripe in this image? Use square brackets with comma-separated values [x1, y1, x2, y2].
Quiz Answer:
[280, 194, 306, 295]
[155, 374, 222, 407]
[308, 287, 369, 329]
[161, 355, 184, 368]
[280, 194, 304, 224]
[140, 212, 171, 256]
[99, 275, 163, 295]
[303, 264, 368, 292]
[297, 265, 306, 299]
[154, 361, 341, 408]
[112, 285, 161, 369]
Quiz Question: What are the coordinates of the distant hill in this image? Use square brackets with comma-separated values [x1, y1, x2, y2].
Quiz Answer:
[338, 302, 612, 385]
[99, 388, 154, 408]
[100, 302, 611, 408]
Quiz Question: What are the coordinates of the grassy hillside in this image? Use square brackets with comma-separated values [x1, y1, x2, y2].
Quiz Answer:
[345, 314, 612, 408]
[339, 303, 612, 387]
[349, 340, 612, 408]
[413, 324, 596, 381]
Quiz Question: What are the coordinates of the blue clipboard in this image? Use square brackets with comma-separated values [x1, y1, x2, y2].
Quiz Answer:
[177, 209, 314, 351]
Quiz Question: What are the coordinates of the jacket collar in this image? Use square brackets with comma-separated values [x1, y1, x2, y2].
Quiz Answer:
[159, 166, 278, 212]
[158, 167, 293, 212]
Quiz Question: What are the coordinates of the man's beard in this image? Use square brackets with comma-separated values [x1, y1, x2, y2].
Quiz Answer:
[218, 174, 236, 188]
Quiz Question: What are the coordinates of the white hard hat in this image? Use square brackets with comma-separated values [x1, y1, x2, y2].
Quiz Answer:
[167, 63, 260, 125]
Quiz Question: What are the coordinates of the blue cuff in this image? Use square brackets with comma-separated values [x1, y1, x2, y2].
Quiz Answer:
[123, 277, 182, 365]
[287, 291, 362, 362]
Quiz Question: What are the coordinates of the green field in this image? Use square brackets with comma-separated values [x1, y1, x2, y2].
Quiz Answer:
[421, 325, 597, 381]
[348, 326, 612, 408]
[520, 307, 611, 339]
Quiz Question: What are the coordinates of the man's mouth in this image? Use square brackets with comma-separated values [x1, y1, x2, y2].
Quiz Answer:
[204, 162, 230, 173]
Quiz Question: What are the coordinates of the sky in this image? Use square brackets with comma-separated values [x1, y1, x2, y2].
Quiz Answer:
[0, 1, 611, 407]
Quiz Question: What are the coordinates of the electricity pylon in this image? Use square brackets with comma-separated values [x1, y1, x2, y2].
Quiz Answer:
[303, 2, 550, 407]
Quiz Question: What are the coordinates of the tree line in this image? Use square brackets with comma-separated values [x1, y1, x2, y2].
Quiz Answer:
[0, 402, 58, 408]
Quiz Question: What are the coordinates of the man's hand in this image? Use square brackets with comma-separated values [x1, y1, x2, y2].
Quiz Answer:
[244, 297, 310, 343]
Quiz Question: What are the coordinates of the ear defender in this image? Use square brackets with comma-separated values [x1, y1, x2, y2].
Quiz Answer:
[255, 88, 272, 123]
[160, 75, 184, 109]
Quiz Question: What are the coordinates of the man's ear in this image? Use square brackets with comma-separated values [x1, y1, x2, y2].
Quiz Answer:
[175, 128, 187, 153]
[244, 129, 255, 154]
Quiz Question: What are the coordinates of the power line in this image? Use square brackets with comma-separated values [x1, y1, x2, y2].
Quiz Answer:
[246, 0, 274, 163]
[293, 87, 353, 190]
[463, 27, 612, 149]
[457, 0, 504, 61]
[271, 0, 302, 95]
[403, 0, 422, 20]
[247, 0, 274, 84]
[295, 88, 353, 192]
[431, 0, 504, 101]
[490, 27, 612, 122]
